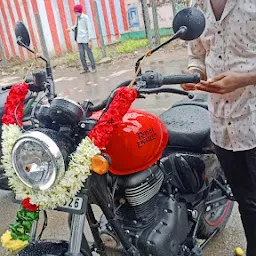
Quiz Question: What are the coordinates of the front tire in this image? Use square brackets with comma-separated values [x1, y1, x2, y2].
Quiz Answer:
[18, 240, 87, 256]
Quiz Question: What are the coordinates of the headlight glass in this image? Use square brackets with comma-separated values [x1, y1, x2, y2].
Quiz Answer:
[12, 131, 65, 190]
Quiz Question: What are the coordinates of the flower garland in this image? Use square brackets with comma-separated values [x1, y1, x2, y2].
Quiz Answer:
[1, 83, 137, 252]
[1, 198, 39, 253]
[0, 83, 39, 253]
[88, 86, 138, 148]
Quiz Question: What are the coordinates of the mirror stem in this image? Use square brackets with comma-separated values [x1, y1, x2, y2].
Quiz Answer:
[135, 26, 188, 75]
[18, 39, 55, 102]
[46, 63, 55, 102]
[18, 39, 49, 63]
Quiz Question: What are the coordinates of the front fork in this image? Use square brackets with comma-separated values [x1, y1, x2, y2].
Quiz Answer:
[29, 214, 87, 256]
[67, 213, 86, 256]
[28, 205, 88, 256]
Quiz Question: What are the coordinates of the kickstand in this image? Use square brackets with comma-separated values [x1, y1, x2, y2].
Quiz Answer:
[199, 228, 219, 250]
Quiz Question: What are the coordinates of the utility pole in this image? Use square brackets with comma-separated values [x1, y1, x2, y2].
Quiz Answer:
[151, 0, 160, 46]
[35, 13, 50, 61]
[0, 38, 6, 65]
[94, 1, 107, 58]
[172, 0, 177, 17]
[141, 0, 153, 48]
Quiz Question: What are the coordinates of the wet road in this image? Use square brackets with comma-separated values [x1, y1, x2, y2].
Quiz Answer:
[0, 48, 246, 255]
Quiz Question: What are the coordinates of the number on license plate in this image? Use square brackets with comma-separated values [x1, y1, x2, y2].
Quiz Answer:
[65, 196, 83, 210]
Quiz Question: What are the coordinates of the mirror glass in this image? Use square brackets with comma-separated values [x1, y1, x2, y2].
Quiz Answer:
[172, 7, 206, 41]
[15, 21, 31, 47]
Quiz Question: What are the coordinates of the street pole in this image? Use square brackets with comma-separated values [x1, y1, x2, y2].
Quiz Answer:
[151, 0, 160, 46]
[0, 38, 6, 65]
[141, 0, 153, 48]
[172, 0, 177, 17]
[35, 13, 50, 61]
[94, 1, 107, 58]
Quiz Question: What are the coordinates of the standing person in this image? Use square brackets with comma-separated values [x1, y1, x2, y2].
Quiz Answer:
[182, 1, 256, 255]
[67, 4, 96, 73]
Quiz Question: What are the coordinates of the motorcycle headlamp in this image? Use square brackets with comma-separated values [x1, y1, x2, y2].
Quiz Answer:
[11, 131, 69, 191]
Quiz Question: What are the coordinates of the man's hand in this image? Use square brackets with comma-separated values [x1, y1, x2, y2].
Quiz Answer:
[195, 72, 243, 94]
[66, 28, 71, 32]
[88, 40, 93, 49]
[181, 68, 206, 91]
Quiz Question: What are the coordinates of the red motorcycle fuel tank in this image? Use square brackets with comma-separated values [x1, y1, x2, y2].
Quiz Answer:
[91, 109, 168, 175]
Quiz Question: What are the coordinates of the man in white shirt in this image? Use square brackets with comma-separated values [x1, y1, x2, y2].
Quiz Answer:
[182, 0, 256, 255]
[68, 4, 96, 73]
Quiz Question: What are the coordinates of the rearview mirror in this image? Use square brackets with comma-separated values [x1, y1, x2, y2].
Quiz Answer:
[15, 21, 31, 47]
[172, 7, 206, 41]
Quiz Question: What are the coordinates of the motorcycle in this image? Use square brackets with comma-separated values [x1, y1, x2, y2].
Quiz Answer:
[2, 7, 235, 256]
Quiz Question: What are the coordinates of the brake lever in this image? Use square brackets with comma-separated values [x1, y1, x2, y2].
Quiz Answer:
[137, 93, 146, 99]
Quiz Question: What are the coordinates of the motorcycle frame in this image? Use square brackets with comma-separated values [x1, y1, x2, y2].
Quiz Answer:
[24, 172, 138, 256]
[26, 169, 234, 256]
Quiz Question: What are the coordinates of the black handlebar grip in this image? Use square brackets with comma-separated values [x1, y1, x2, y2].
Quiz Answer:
[162, 73, 200, 85]
[1, 84, 12, 91]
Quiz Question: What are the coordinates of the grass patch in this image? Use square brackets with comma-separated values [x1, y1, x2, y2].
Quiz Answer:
[65, 52, 79, 64]
[116, 39, 149, 54]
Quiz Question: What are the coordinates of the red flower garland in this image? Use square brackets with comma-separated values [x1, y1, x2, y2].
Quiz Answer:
[21, 198, 39, 212]
[2, 82, 28, 126]
[88, 87, 137, 149]
[1, 83, 38, 211]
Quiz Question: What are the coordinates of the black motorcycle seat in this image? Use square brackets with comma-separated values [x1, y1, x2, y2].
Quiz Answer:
[160, 100, 210, 151]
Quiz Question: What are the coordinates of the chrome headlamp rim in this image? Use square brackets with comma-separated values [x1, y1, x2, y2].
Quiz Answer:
[11, 131, 65, 191]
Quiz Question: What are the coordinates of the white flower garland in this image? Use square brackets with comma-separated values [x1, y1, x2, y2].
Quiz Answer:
[2, 124, 100, 209]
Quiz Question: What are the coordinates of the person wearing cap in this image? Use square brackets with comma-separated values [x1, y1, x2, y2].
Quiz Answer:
[67, 4, 96, 73]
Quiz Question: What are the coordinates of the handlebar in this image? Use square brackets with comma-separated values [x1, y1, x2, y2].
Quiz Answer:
[162, 74, 200, 85]
[1, 84, 13, 91]
[88, 72, 199, 113]
[1, 72, 48, 93]
[140, 72, 200, 88]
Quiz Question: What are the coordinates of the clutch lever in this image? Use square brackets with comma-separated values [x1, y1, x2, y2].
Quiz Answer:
[139, 87, 194, 99]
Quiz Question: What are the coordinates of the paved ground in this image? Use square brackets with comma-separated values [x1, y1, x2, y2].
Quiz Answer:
[0, 47, 246, 255]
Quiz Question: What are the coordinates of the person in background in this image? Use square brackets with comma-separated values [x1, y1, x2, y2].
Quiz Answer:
[67, 4, 96, 73]
[182, 1, 256, 255]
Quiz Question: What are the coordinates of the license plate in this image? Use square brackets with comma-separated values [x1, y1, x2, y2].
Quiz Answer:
[63, 196, 84, 210]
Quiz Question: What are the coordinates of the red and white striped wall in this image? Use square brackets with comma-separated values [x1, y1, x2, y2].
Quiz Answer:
[0, 0, 129, 60]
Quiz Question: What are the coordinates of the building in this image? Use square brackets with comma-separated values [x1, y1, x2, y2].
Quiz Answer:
[0, 0, 185, 61]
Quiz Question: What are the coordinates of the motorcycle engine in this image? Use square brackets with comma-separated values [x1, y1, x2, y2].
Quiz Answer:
[99, 165, 191, 256]
[116, 165, 164, 228]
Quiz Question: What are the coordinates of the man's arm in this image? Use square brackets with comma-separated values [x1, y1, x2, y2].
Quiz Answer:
[240, 71, 256, 86]
[85, 15, 94, 41]
[181, 38, 207, 91]
[187, 38, 207, 80]
[195, 70, 256, 94]
[66, 25, 76, 32]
